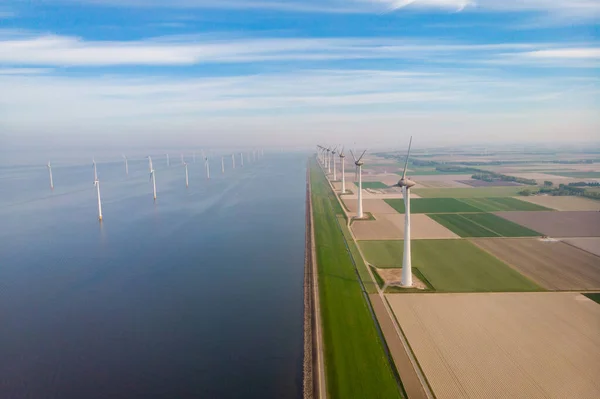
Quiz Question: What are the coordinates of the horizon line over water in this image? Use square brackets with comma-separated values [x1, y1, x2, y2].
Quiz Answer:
[0, 152, 307, 398]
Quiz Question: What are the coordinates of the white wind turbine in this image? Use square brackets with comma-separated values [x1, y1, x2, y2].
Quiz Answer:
[331, 146, 337, 180]
[350, 149, 367, 219]
[221, 156, 225, 174]
[339, 148, 346, 194]
[93, 158, 98, 184]
[396, 137, 416, 287]
[204, 152, 210, 179]
[326, 147, 331, 174]
[184, 162, 189, 188]
[47, 161, 54, 190]
[122, 155, 129, 176]
[240, 152, 244, 167]
[94, 177, 103, 221]
[232, 153, 236, 169]
[166, 153, 170, 167]
[148, 156, 157, 201]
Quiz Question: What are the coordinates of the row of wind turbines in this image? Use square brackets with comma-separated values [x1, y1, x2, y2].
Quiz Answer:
[46, 149, 265, 223]
[316, 138, 416, 287]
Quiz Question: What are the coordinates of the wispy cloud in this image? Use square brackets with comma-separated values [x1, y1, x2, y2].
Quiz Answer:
[2, 32, 582, 67]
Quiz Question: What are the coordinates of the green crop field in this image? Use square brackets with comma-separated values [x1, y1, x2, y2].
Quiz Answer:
[362, 181, 389, 190]
[413, 186, 526, 198]
[584, 293, 600, 304]
[358, 240, 541, 292]
[310, 160, 402, 399]
[427, 214, 499, 237]
[554, 172, 600, 178]
[458, 197, 551, 211]
[460, 213, 541, 237]
[385, 198, 482, 213]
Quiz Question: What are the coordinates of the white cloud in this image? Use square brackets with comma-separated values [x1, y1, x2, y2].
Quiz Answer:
[521, 48, 600, 59]
[0, 32, 567, 67]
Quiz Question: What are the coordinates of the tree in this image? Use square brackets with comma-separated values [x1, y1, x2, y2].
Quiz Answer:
[518, 189, 532, 196]
[544, 181, 553, 187]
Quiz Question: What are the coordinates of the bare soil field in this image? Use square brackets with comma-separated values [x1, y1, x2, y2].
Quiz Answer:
[458, 180, 521, 187]
[517, 196, 600, 211]
[471, 238, 600, 290]
[386, 292, 600, 399]
[352, 214, 459, 240]
[411, 174, 474, 188]
[563, 237, 600, 257]
[496, 211, 600, 237]
[374, 268, 428, 289]
[342, 198, 399, 214]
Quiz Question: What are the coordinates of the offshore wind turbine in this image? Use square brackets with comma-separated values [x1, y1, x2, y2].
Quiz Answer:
[47, 161, 54, 190]
[122, 155, 129, 176]
[204, 153, 210, 179]
[166, 153, 170, 167]
[93, 158, 98, 184]
[232, 153, 236, 169]
[240, 152, 244, 167]
[148, 156, 157, 201]
[94, 178, 103, 221]
[350, 149, 367, 219]
[396, 137, 416, 287]
[184, 162, 189, 188]
[339, 148, 346, 193]
[221, 156, 225, 174]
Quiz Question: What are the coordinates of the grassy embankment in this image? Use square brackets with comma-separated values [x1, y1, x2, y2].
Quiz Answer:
[310, 160, 402, 398]
[359, 240, 542, 292]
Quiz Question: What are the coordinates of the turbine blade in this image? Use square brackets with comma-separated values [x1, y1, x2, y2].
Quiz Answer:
[357, 149, 367, 162]
[350, 149, 357, 162]
[401, 136, 413, 180]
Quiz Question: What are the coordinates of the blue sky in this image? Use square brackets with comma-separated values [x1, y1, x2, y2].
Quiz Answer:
[0, 0, 598, 148]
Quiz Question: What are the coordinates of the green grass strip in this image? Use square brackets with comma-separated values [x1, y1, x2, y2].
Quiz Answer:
[337, 215, 377, 294]
[362, 181, 389, 189]
[459, 197, 551, 212]
[310, 160, 402, 399]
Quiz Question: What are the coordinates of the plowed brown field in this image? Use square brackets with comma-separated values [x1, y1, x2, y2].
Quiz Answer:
[563, 237, 600, 257]
[471, 238, 600, 290]
[387, 292, 600, 399]
[496, 211, 600, 237]
[351, 214, 459, 240]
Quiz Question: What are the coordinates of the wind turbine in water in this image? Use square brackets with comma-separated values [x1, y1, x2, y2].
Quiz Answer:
[93, 158, 98, 184]
[47, 161, 54, 190]
[204, 153, 210, 179]
[240, 152, 244, 167]
[232, 153, 236, 169]
[221, 156, 225, 174]
[148, 156, 157, 201]
[396, 137, 416, 287]
[184, 162, 189, 188]
[166, 153, 170, 167]
[339, 148, 346, 193]
[122, 155, 129, 176]
[94, 177, 103, 221]
[350, 149, 367, 219]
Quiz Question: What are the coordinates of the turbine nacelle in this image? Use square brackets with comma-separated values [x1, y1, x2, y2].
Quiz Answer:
[397, 178, 416, 188]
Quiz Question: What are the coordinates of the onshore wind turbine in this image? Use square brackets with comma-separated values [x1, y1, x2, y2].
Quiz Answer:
[47, 161, 54, 190]
[326, 147, 331, 174]
[332, 146, 337, 180]
[184, 162, 189, 188]
[94, 178, 103, 221]
[350, 149, 367, 218]
[122, 155, 129, 176]
[339, 148, 346, 193]
[148, 156, 157, 201]
[396, 137, 416, 287]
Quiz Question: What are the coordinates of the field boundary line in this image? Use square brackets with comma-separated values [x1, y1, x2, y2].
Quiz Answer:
[456, 213, 502, 237]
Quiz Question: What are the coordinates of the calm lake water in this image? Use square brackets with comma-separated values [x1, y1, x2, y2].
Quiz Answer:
[0, 152, 306, 398]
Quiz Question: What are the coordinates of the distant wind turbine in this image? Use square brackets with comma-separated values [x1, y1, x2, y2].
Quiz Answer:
[332, 146, 337, 180]
[184, 162, 189, 188]
[166, 153, 170, 167]
[240, 152, 244, 167]
[221, 156, 225, 174]
[396, 137, 416, 287]
[148, 156, 157, 201]
[94, 178, 103, 221]
[204, 153, 210, 179]
[232, 153, 236, 169]
[350, 149, 367, 219]
[47, 161, 54, 190]
[93, 158, 98, 184]
[339, 148, 346, 194]
[122, 155, 129, 176]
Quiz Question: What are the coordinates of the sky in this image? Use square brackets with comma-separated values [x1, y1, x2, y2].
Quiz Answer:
[0, 0, 598, 149]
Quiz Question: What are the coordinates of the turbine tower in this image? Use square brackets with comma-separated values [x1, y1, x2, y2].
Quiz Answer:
[122, 155, 129, 176]
[205, 154, 210, 179]
[94, 178, 103, 221]
[47, 161, 54, 190]
[148, 156, 157, 201]
[221, 156, 225, 174]
[184, 162, 189, 188]
[339, 148, 346, 194]
[396, 137, 416, 287]
[166, 153, 170, 167]
[332, 146, 337, 180]
[240, 152, 244, 167]
[326, 148, 331, 174]
[350, 149, 367, 219]
[93, 158, 98, 184]
[232, 153, 236, 169]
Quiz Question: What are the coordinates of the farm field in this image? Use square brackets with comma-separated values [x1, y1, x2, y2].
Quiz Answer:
[413, 186, 525, 198]
[457, 179, 521, 187]
[554, 171, 600, 178]
[386, 292, 600, 399]
[351, 214, 459, 240]
[428, 213, 540, 237]
[458, 197, 551, 211]
[472, 238, 600, 290]
[384, 198, 481, 213]
[496, 211, 600, 237]
[563, 237, 600, 257]
[343, 198, 399, 214]
[358, 240, 540, 292]
[517, 195, 600, 211]
[310, 161, 402, 398]
[361, 181, 389, 189]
